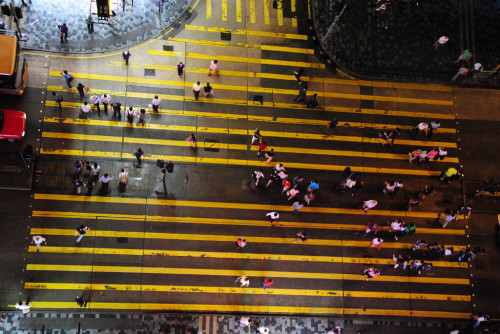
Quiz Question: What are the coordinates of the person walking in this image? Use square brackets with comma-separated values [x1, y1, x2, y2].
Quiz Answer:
[98, 173, 113, 195]
[192, 81, 202, 100]
[257, 326, 270, 334]
[266, 211, 279, 226]
[307, 180, 319, 192]
[236, 237, 246, 249]
[451, 67, 468, 82]
[304, 191, 315, 205]
[177, 62, 185, 76]
[440, 165, 462, 183]
[151, 95, 162, 112]
[250, 169, 264, 187]
[126, 107, 136, 124]
[294, 231, 307, 243]
[186, 133, 197, 148]
[100, 94, 111, 115]
[85, 15, 94, 33]
[58, 23, 68, 42]
[361, 268, 380, 281]
[52, 92, 63, 112]
[307, 93, 319, 108]
[235, 275, 249, 287]
[76, 83, 86, 99]
[251, 128, 262, 144]
[75, 225, 90, 243]
[411, 122, 429, 138]
[363, 200, 378, 213]
[370, 237, 384, 250]
[118, 168, 128, 192]
[73, 177, 83, 194]
[208, 60, 218, 76]
[76, 295, 88, 307]
[122, 50, 131, 66]
[60, 70, 73, 89]
[15, 300, 32, 314]
[439, 209, 456, 228]
[293, 68, 304, 83]
[365, 222, 378, 235]
[257, 141, 267, 157]
[204, 82, 214, 97]
[89, 94, 101, 116]
[84, 180, 95, 196]
[239, 317, 252, 327]
[287, 187, 299, 201]
[90, 162, 100, 181]
[429, 120, 440, 137]
[264, 148, 275, 163]
[281, 177, 292, 194]
[293, 85, 308, 103]
[291, 201, 304, 215]
[434, 36, 449, 49]
[324, 118, 338, 138]
[112, 102, 121, 119]
[455, 49, 472, 63]
[138, 108, 146, 126]
[31, 235, 47, 252]
[134, 148, 145, 167]
[262, 277, 273, 290]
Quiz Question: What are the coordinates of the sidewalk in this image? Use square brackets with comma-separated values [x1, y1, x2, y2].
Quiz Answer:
[0, 312, 470, 334]
[0, 0, 192, 52]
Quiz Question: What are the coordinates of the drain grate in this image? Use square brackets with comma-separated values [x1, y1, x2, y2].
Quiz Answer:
[163, 45, 173, 51]
[204, 139, 220, 152]
[221, 31, 232, 41]
[144, 69, 156, 76]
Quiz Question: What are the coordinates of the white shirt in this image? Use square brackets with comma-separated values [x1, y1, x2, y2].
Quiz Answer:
[257, 327, 269, 334]
[439, 147, 448, 156]
[266, 212, 279, 220]
[126, 109, 136, 116]
[438, 36, 449, 44]
[275, 164, 284, 172]
[345, 178, 356, 188]
[81, 104, 91, 113]
[430, 121, 440, 130]
[32, 236, 46, 244]
[364, 200, 377, 208]
[255, 171, 264, 179]
[91, 165, 100, 175]
[372, 238, 383, 245]
[192, 83, 202, 92]
[390, 221, 401, 230]
[417, 122, 428, 130]
[151, 97, 162, 106]
[101, 95, 112, 104]
[89, 95, 101, 105]
[99, 175, 113, 183]
[474, 63, 483, 71]
[119, 171, 128, 182]
[15, 302, 31, 310]
[210, 60, 218, 71]
[239, 317, 250, 326]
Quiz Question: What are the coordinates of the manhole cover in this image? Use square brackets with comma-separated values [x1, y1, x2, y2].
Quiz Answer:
[221, 31, 232, 41]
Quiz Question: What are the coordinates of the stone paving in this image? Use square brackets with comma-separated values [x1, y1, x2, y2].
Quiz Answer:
[0, 0, 191, 52]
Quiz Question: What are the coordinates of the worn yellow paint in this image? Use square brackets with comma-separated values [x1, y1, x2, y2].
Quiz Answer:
[259, 44, 314, 54]
[250, 0, 256, 23]
[24, 282, 470, 302]
[26, 264, 470, 285]
[206, 0, 212, 19]
[221, 0, 227, 20]
[184, 25, 308, 40]
[277, 1, 283, 25]
[291, 0, 297, 26]
[31, 210, 466, 235]
[263, 0, 270, 24]
[236, 0, 242, 22]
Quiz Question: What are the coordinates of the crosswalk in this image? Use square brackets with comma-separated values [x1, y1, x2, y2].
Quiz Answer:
[21, 16, 473, 320]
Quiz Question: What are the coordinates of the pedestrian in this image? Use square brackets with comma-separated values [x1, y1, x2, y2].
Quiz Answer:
[89, 94, 101, 115]
[420, 185, 435, 199]
[257, 141, 267, 157]
[412, 239, 426, 251]
[291, 201, 304, 215]
[381, 128, 400, 145]
[408, 149, 422, 163]
[84, 180, 95, 196]
[383, 180, 403, 194]
[118, 168, 128, 192]
[437, 147, 448, 160]
[407, 196, 422, 212]
[327, 327, 342, 334]
[293, 175, 304, 188]
[80, 102, 92, 119]
[99, 173, 113, 195]
[208, 60, 218, 76]
[85, 15, 94, 33]
[74, 160, 83, 177]
[236, 237, 246, 249]
[409, 259, 423, 273]
[287, 187, 299, 200]
[235, 275, 249, 287]
[294, 231, 307, 243]
[192, 81, 202, 100]
[122, 50, 131, 66]
[264, 148, 274, 163]
[76, 83, 85, 99]
[90, 162, 100, 181]
[455, 49, 472, 63]
[134, 148, 144, 167]
[73, 177, 83, 194]
[58, 23, 68, 42]
[251, 128, 262, 144]
[304, 191, 315, 205]
[472, 314, 489, 329]
[262, 277, 273, 290]
[101, 94, 111, 115]
[60, 70, 73, 89]
[472, 62, 483, 77]
[307, 180, 319, 192]
[112, 102, 121, 119]
[177, 62, 185, 76]
[365, 222, 378, 235]
[52, 91, 63, 112]
[392, 254, 405, 269]
[363, 200, 377, 213]
[257, 326, 270, 334]
[434, 36, 449, 49]
[186, 133, 197, 148]
[250, 168, 264, 186]
[138, 108, 146, 126]
[239, 317, 251, 327]
[293, 85, 308, 103]
[411, 122, 428, 138]
[151, 95, 161, 112]
[266, 171, 280, 188]
[455, 204, 472, 219]
[426, 147, 439, 161]
[31, 235, 47, 252]
[428, 120, 440, 137]
[282, 177, 292, 194]
[75, 225, 90, 243]
[370, 237, 383, 250]
[266, 211, 279, 226]
[204, 82, 214, 97]
[451, 67, 468, 82]
[439, 209, 456, 228]
[361, 267, 380, 281]
[324, 118, 338, 137]
[293, 68, 304, 83]
[440, 165, 462, 183]
[15, 300, 32, 314]
[75, 295, 88, 307]
[307, 93, 319, 108]
[126, 107, 136, 124]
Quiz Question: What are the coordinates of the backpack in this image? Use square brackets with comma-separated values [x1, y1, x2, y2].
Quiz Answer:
[66, 73, 74, 81]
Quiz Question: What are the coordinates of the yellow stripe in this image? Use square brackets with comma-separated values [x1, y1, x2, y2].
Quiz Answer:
[259, 44, 314, 55]
[30, 228, 465, 251]
[31, 210, 466, 235]
[41, 131, 458, 163]
[291, 0, 297, 27]
[278, 2, 283, 25]
[236, 0, 242, 22]
[250, 0, 256, 23]
[207, 0, 212, 19]
[263, 0, 270, 24]
[26, 264, 470, 285]
[33, 194, 463, 221]
[186, 53, 325, 68]
[221, 0, 227, 20]
[24, 282, 470, 301]
[185, 25, 308, 40]
[10, 301, 471, 318]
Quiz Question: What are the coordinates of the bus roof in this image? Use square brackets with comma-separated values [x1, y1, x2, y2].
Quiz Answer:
[0, 35, 17, 76]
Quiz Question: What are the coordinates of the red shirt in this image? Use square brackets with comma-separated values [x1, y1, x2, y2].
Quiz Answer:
[283, 179, 291, 187]
[264, 279, 273, 287]
[259, 142, 267, 150]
